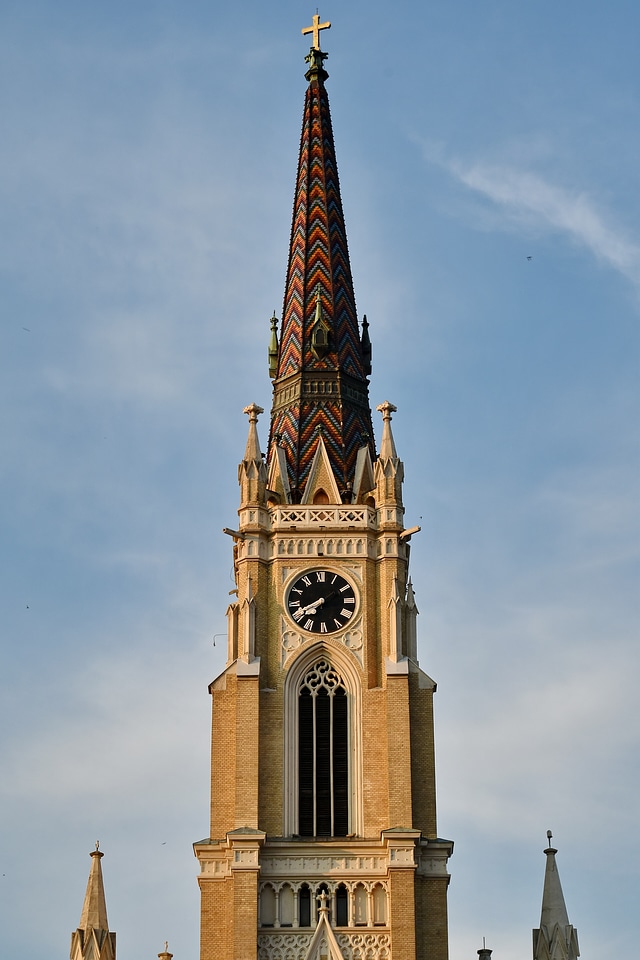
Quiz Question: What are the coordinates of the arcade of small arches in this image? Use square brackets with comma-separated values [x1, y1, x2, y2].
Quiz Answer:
[276, 538, 368, 556]
[245, 537, 401, 559]
[259, 880, 388, 930]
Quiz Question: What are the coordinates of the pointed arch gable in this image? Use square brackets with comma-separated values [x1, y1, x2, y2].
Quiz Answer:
[283, 641, 363, 838]
[268, 444, 292, 503]
[304, 905, 346, 960]
[352, 444, 375, 503]
[301, 436, 342, 504]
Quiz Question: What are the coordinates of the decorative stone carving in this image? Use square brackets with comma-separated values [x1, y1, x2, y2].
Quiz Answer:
[260, 855, 387, 878]
[257, 931, 391, 960]
[338, 933, 391, 959]
[257, 933, 312, 960]
[281, 619, 363, 665]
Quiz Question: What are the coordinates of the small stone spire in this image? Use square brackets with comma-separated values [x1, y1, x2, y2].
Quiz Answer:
[70, 844, 116, 960]
[268, 312, 279, 379]
[405, 578, 419, 661]
[533, 832, 580, 960]
[361, 314, 372, 377]
[377, 401, 398, 459]
[243, 403, 264, 461]
[310, 285, 331, 360]
[374, 401, 404, 507]
[158, 942, 173, 960]
[239, 404, 267, 507]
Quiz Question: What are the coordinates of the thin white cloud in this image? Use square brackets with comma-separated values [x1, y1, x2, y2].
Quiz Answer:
[448, 159, 640, 289]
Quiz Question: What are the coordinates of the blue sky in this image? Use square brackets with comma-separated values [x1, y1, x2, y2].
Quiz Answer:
[0, 2, 638, 958]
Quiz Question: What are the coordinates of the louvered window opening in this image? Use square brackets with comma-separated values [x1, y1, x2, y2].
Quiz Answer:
[298, 660, 348, 836]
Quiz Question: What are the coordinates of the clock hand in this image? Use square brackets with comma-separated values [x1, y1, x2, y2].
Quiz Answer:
[303, 596, 326, 614]
[292, 596, 327, 620]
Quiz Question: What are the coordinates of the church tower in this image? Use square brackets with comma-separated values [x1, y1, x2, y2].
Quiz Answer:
[194, 19, 453, 960]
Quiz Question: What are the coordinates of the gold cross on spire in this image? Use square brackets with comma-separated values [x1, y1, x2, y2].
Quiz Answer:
[302, 13, 331, 50]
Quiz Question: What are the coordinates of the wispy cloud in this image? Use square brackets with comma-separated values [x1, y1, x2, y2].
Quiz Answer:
[447, 158, 640, 289]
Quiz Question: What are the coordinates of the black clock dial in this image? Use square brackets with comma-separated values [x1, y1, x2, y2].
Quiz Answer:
[286, 570, 357, 634]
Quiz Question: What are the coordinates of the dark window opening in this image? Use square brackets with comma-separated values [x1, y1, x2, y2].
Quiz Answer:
[299, 885, 311, 927]
[336, 884, 349, 927]
[298, 663, 349, 837]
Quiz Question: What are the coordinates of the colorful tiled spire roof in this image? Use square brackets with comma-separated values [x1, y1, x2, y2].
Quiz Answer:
[267, 33, 374, 502]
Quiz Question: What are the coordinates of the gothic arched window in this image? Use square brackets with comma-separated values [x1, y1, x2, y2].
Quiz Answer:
[298, 660, 349, 837]
[336, 884, 349, 927]
[299, 884, 311, 927]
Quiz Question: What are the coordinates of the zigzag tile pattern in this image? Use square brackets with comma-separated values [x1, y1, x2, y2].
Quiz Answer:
[271, 399, 371, 495]
[268, 68, 375, 495]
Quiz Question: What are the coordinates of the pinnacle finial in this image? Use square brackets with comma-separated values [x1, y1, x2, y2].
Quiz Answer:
[243, 403, 264, 424]
[242, 403, 264, 461]
[377, 401, 398, 459]
[361, 314, 372, 376]
[268, 311, 279, 379]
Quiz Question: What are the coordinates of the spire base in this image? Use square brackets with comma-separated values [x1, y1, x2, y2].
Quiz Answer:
[305, 47, 329, 83]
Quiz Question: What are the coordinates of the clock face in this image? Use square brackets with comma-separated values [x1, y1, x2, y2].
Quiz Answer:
[286, 570, 357, 634]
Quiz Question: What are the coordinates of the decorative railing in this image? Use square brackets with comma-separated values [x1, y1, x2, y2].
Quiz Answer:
[271, 506, 376, 528]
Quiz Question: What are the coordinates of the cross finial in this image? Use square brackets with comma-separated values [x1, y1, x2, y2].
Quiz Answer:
[302, 13, 331, 50]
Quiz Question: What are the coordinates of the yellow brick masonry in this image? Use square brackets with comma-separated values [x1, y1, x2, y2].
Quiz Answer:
[235, 677, 259, 828]
[408, 674, 437, 838]
[415, 874, 450, 960]
[198, 440, 451, 960]
[232, 870, 259, 960]
[209, 672, 236, 839]
[389, 869, 418, 960]
[386, 675, 414, 828]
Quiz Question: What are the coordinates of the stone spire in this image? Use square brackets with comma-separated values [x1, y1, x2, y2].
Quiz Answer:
[238, 403, 267, 506]
[70, 844, 116, 960]
[533, 832, 580, 960]
[374, 401, 404, 507]
[267, 25, 375, 501]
